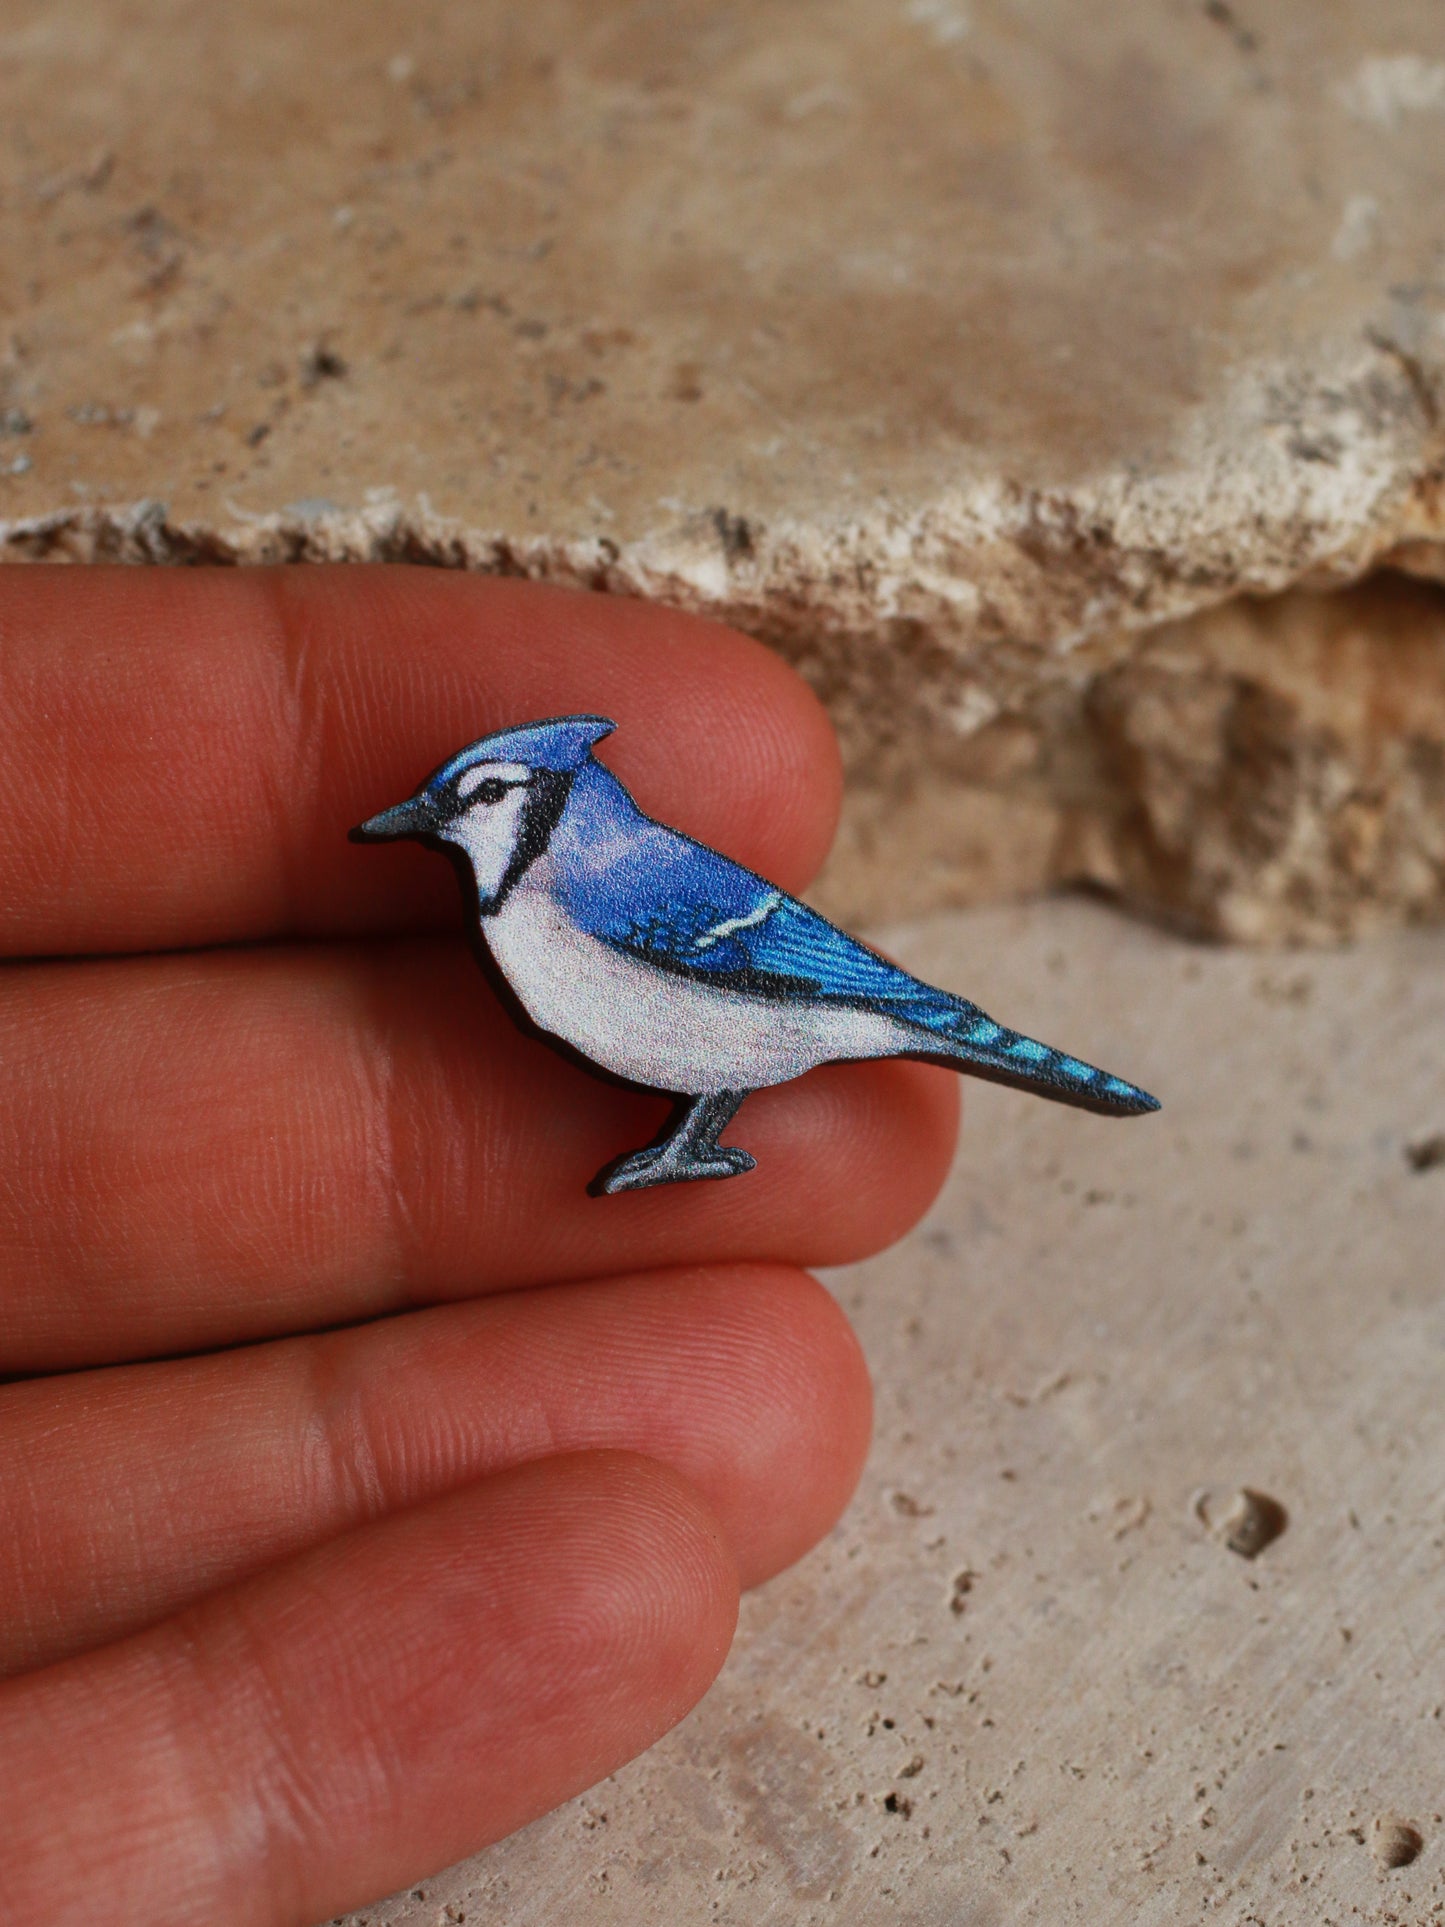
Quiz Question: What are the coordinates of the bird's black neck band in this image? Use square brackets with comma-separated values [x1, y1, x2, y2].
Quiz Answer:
[489, 767, 574, 910]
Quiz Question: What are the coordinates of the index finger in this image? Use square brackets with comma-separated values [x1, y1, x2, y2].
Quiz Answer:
[0, 566, 842, 956]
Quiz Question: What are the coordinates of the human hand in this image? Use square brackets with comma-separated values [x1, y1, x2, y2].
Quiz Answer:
[0, 567, 957, 1923]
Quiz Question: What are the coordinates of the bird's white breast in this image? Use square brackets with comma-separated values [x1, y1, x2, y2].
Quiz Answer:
[483, 883, 915, 1093]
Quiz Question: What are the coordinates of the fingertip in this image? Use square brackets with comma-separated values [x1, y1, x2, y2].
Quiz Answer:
[417, 1449, 743, 1783]
[500, 1449, 739, 1742]
[736, 1058, 962, 1268]
[688, 1264, 874, 1586]
[537, 591, 845, 895]
[630, 621, 844, 896]
[563, 1450, 741, 1720]
[280, 567, 845, 903]
[839, 1058, 962, 1257]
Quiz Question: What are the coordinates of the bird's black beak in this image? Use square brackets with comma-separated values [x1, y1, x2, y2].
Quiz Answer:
[350, 793, 439, 842]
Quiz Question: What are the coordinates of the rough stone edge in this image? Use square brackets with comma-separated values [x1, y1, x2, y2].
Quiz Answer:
[2, 344, 1441, 657]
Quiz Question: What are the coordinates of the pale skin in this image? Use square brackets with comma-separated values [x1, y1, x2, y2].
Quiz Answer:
[0, 567, 959, 1926]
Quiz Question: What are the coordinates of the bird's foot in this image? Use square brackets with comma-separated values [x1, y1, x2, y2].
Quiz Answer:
[590, 1142, 756, 1195]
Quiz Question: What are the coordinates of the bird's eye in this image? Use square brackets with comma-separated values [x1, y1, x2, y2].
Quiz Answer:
[469, 778, 510, 806]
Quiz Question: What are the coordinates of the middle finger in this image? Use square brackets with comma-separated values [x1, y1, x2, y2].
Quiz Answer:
[0, 941, 958, 1369]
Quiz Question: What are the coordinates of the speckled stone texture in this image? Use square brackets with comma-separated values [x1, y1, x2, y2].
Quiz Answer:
[2, 0, 1444, 937]
[341, 898, 1445, 1927]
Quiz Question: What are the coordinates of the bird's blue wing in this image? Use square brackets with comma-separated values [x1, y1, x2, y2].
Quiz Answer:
[709, 893, 968, 1028]
[591, 862, 1157, 1109]
[555, 802, 968, 1024]
[543, 761, 1159, 1115]
[539, 755, 1163, 1117]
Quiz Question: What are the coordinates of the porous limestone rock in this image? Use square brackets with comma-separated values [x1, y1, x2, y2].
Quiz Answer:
[1, 0, 1443, 937]
[818, 576, 1445, 943]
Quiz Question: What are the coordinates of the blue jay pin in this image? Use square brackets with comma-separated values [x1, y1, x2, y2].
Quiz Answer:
[353, 716, 1159, 1195]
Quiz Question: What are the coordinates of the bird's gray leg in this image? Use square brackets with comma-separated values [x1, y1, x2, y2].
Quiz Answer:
[590, 1091, 757, 1196]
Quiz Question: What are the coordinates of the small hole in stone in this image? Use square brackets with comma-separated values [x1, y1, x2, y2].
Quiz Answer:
[1371, 1814, 1424, 1869]
[1405, 1133, 1445, 1173]
[1196, 1487, 1288, 1559]
[949, 1569, 977, 1614]
[299, 341, 349, 386]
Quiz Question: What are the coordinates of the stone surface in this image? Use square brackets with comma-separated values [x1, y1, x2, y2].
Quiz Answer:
[341, 897, 1445, 1927]
[3, 0, 1445, 937]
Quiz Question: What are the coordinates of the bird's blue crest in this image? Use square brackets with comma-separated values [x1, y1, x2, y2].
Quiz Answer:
[428, 715, 616, 787]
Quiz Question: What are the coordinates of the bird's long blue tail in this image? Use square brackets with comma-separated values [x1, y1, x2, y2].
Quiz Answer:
[905, 1000, 1159, 1117]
